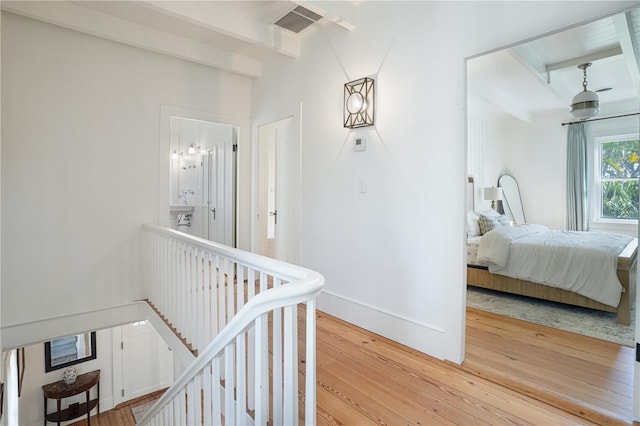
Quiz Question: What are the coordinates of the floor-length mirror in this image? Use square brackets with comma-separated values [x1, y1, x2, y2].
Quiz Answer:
[498, 174, 526, 224]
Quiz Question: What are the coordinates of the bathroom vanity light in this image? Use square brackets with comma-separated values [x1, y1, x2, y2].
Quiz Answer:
[344, 77, 375, 128]
[171, 150, 179, 160]
[188, 143, 197, 154]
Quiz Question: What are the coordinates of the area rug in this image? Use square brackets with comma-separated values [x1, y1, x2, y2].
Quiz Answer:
[131, 400, 155, 424]
[467, 286, 635, 347]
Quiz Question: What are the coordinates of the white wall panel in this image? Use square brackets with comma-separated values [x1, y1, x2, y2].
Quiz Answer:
[251, 0, 635, 362]
[1, 12, 252, 326]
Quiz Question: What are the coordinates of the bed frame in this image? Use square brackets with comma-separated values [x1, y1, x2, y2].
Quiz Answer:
[467, 176, 638, 325]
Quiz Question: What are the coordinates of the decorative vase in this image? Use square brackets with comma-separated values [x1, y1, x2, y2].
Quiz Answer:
[62, 367, 77, 385]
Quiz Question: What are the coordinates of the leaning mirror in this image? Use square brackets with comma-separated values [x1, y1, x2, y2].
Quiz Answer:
[498, 174, 526, 224]
[44, 332, 97, 372]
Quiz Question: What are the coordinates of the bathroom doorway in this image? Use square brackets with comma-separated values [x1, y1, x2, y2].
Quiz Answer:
[168, 116, 238, 247]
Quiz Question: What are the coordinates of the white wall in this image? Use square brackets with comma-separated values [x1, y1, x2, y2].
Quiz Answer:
[251, 1, 636, 362]
[1, 12, 252, 326]
[501, 115, 567, 229]
[468, 95, 506, 211]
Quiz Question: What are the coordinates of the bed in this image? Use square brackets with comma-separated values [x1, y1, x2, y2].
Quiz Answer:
[466, 176, 638, 325]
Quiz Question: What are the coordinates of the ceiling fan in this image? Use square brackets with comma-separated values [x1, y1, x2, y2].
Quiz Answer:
[570, 62, 600, 119]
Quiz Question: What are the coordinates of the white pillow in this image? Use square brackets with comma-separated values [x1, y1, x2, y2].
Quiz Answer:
[474, 209, 501, 218]
[478, 214, 511, 235]
[467, 211, 481, 237]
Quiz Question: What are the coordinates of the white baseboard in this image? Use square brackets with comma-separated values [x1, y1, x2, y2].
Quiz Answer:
[317, 291, 462, 362]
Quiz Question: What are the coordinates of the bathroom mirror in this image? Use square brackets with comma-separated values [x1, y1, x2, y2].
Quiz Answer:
[498, 174, 526, 224]
[44, 331, 96, 372]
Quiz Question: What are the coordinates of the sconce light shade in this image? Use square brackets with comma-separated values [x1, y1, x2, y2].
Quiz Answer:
[344, 77, 375, 128]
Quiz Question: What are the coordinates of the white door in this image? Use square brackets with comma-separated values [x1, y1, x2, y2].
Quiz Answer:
[258, 130, 278, 258]
[257, 115, 300, 262]
[112, 321, 173, 405]
[204, 140, 237, 246]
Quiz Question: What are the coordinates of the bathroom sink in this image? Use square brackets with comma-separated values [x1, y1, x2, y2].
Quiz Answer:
[170, 205, 194, 214]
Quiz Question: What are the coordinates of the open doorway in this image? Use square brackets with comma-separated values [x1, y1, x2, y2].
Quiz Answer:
[466, 6, 639, 343]
[255, 111, 301, 264]
[465, 5, 640, 418]
[169, 117, 238, 246]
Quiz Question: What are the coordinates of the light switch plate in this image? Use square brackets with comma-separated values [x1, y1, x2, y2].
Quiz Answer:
[354, 137, 366, 152]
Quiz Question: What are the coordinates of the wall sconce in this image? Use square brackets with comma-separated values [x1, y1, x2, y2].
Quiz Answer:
[484, 186, 503, 210]
[171, 150, 179, 160]
[344, 77, 375, 128]
[188, 143, 197, 154]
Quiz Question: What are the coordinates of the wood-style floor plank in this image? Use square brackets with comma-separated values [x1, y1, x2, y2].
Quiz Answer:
[71, 307, 632, 425]
[68, 389, 166, 426]
[462, 308, 634, 425]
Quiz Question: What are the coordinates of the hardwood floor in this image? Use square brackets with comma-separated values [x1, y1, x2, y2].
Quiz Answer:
[67, 389, 166, 426]
[315, 308, 632, 426]
[73, 308, 634, 425]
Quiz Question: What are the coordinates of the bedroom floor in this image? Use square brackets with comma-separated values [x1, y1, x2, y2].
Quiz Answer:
[70, 307, 633, 425]
[463, 307, 634, 424]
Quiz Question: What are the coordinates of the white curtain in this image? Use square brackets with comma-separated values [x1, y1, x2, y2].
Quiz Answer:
[566, 122, 588, 231]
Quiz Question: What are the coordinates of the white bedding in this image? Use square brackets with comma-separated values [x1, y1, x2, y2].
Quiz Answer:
[476, 224, 633, 307]
[466, 236, 482, 265]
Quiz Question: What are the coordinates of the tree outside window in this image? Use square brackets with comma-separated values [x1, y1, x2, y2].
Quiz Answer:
[599, 136, 640, 220]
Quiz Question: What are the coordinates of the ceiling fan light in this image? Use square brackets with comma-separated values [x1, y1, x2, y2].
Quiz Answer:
[570, 90, 599, 119]
[570, 62, 600, 120]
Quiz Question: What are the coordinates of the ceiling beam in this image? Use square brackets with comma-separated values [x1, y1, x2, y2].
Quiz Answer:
[1, 1, 262, 78]
[612, 11, 640, 96]
[545, 46, 623, 72]
[140, 1, 300, 58]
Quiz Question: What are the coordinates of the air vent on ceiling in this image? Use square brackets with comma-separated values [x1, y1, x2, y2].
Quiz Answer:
[274, 5, 323, 34]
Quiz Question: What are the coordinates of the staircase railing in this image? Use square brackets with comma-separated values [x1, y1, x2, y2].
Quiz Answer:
[138, 224, 324, 425]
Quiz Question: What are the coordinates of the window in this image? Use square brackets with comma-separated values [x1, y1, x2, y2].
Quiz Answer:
[596, 134, 640, 221]
[44, 331, 97, 372]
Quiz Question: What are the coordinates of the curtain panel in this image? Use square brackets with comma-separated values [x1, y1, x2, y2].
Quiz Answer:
[566, 122, 588, 231]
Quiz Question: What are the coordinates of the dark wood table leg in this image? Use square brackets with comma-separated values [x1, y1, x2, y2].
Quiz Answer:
[43, 395, 46, 426]
[86, 389, 90, 425]
[56, 398, 61, 426]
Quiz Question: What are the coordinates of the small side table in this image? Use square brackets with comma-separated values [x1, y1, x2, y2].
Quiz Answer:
[42, 369, 100, 425]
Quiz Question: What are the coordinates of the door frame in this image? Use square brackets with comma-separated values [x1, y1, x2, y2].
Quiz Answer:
[462, 6, 640, 418]
[112, 322, 173, 406]
[252, 103, 302, 264]
[159, 105, 251, 250]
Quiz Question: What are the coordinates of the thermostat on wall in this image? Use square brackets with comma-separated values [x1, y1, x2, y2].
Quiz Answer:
[354, 136, 366, 152]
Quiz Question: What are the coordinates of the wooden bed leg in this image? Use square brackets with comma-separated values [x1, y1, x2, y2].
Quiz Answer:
[617, 271, 631, 326]
[617, 291, 630, 326]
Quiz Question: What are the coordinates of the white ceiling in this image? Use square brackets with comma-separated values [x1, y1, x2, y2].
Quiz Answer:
[468, 7, 640, 122]
[3, 1, 637, 122]
[71, 1, 307, 60]
[2, 1, 358, 77]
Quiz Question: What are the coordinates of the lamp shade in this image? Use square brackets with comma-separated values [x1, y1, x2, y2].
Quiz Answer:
[484, 187, 503, 201]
